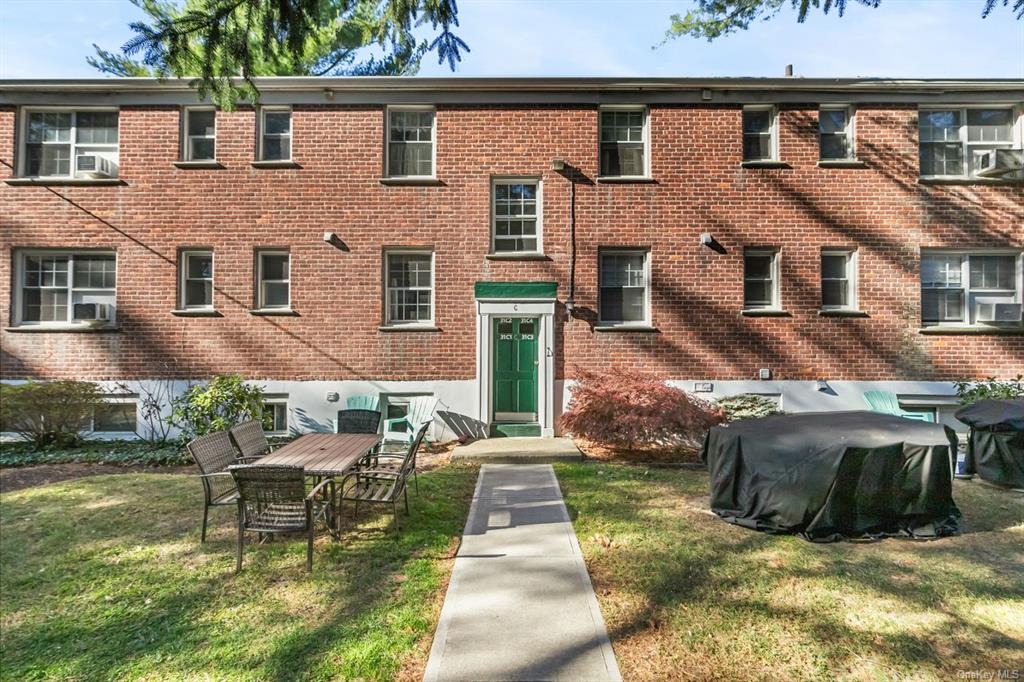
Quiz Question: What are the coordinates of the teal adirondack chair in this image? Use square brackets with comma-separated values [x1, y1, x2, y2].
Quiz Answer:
[862, 390, 934, 422]
[346, 395, 380, 411]
[383, 396, 438, 445]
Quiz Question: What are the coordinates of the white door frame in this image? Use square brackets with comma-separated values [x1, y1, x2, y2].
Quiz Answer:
[475, 298, 556, 437]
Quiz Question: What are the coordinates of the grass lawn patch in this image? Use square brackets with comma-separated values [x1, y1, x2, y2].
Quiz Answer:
[556, 462, 1024, 680]
[0, 463, 478, 681]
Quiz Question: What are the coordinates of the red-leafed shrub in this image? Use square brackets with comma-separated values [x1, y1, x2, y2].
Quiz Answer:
[561, 367, 725, 457]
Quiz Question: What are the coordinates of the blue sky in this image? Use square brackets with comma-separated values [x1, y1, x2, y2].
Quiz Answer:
[0, 0, 1021, 79]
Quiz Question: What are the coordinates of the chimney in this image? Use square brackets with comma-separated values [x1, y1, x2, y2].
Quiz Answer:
[784, 64, 794, 77]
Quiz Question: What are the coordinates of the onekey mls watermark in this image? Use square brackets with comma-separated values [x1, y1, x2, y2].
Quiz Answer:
[957, 670, 1021, 680]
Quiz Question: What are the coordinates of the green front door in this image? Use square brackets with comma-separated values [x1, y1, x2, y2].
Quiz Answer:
[492, 317, 538, 422]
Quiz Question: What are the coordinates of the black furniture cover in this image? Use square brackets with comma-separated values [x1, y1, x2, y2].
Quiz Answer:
[701, 411, 960, 542]
[955, 399, 1024, 488]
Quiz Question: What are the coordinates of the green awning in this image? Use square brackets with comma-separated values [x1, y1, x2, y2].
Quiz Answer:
[474, 281, 558, 300]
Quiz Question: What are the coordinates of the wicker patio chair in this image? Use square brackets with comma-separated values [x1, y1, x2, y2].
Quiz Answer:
[339, 420, 429, 532]
[229, 419, 275, 459]
[187, 431, 249, 543]
[228, 464, 334, 572]
[335, 409, 382, 435]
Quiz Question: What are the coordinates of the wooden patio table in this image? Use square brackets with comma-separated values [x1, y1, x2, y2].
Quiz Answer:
[256, 433, 382, 534]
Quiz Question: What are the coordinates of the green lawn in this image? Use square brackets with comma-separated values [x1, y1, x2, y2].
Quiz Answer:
[557, 463, 1024, 680]
[0, 465, 478, 681]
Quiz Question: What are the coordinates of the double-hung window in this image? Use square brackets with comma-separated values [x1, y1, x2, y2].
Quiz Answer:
[599, 107, 648, 178]
[492, 179, 541, 254]
[256, 250, 290, 310]
[259, 107, 292, 161]
[183, 108, 216, 161]
[13, 250, 117, 327]
[742, 107, 777, 162]
[921, 250, 1023, 328]
[819, 107, 855, 161]
[179, 250, 214, 310]
[743, 249, 780, 310]
[821, 249, 857, 310]
[919, 107, 1022, 179]
[598, 249, 650, 326]
[386, 107, 435, 178]
[20, 109, 119, 179]
[384, 251, 434, 326]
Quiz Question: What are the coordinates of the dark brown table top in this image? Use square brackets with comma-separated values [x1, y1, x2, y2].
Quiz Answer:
[257, 433, 382, 477]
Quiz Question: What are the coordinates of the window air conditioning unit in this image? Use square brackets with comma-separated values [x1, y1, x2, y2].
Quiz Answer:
[75, 154, 114, 178]
[975, 149, 1024, 178]
[976, 302, 1023, 323]
[72, 303, 110, 322]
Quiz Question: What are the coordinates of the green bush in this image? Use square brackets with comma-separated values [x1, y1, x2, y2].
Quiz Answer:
[716, 394, 783, 422]
[170, 375, 265, 442]
[0, 381, 106, 449]
[954, 375, 1024, 406]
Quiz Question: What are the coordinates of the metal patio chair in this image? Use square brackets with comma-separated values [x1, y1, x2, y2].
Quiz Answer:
[339, 420, 429, 531]
[186, 430, 255, 543]
[229, 419, 275, 459]
[228, 464, 334, 572]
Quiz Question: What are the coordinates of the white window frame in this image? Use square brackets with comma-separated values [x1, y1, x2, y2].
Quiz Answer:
[598, 105, 650, 179]
[182, 107, 217, 162]
[261, 394, 289, 435]
[819, 106, 856, 161]
[742, 105, 779, 162]
[921, 248, 1024, 328]
[491, 177, 543, 255]
[91, 395, 138, 436]
[179, 250, 214, 310]
[258, 106, 292, 161]
[11, 249, 118, 328]
[743, 248, 781, 311]
[597, 248, 651, 327]
[820, 248, 858, 311]
[255, 249, 291, 310]
[918, 105, 1023, 180]
[18, 107, 120, 179]
[383, 249, 435, 327]
[385, 105, 436, 179]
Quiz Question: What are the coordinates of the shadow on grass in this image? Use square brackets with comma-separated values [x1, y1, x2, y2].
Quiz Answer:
[0, 465, 478, 681]
[555, 461, 1024, 678]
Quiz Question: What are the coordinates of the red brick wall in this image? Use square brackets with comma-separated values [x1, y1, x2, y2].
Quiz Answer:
[1, 102, 1021, 382]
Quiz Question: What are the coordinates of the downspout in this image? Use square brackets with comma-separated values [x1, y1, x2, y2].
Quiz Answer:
[567, 177, 576, 318]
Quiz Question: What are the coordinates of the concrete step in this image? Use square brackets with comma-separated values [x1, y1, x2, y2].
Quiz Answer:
[451, 437, 583, 463]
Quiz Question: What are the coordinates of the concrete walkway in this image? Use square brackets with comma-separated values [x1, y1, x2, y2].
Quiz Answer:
[424, 464, 621, 682]
[451, 437, 583, 463]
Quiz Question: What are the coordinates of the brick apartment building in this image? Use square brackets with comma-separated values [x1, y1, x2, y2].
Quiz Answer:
[0, 77, 1021, 440]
